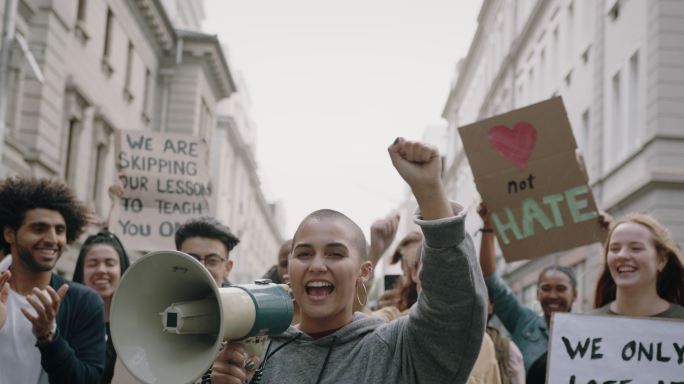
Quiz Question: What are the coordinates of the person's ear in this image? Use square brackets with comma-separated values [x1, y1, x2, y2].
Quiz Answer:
[3, 226, 15, 246]
[657, 252, 668, 273]
[224, 259, 234, 275]
[359, 261, 373, 283]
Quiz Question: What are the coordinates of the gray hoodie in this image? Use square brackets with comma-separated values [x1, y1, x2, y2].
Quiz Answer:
[254, 207, 487, 384]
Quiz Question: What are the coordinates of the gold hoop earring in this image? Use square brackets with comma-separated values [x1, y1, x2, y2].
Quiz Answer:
[356, 281, 368, 308]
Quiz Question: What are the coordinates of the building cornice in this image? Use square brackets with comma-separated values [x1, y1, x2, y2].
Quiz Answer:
[131, 0, 177, 52]
[177, 29, 237, 99]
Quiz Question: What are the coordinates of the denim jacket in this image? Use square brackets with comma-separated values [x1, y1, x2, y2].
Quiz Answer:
[485, 274, 547, 373]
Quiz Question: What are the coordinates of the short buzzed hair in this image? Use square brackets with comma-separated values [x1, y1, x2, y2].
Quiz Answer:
[174, 217, 240, 256]
[293, 209, 367, 260]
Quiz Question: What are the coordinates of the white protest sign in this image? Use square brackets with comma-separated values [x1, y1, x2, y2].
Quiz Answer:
[111, 130, 212, 251]
[548, 313, 684, 384]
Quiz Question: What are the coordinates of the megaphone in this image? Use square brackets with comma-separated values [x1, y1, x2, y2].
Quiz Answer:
[110, 250, 293, 384]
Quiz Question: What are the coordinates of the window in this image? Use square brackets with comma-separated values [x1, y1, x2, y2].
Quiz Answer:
[566, 1, 575, 62]
[92, 143, 106, 202]
[5, 57, 23, 137]
[103, 9, 113, 57]
[581, 46, 590, 65]
[198, 98, 212, 138]
[628, 51, 640, 152]
[101, 9, 114, 75]
[77, 0, 87, 21]
[124, 41, 134, 102]
[142, 68, 152, 124]
[528, 67, 535, 103]
[611, 70, 623, 162]
[64, 118, 79, 182]
[552, 27, 559, 81]
[74, 0, 89, 43]
[608, 0, 620, 21]
[580, 109, 591, 170]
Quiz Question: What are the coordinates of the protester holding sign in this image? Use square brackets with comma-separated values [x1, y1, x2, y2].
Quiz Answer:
[211, 138, 487, 384]
[478, 202, 578, 374]
[72, 230, 134, 384]
[593, 213, 684, 318]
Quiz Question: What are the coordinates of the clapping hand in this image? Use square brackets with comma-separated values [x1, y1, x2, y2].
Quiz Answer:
[0, 271, 10, 329]
[20, 284, 69, 344]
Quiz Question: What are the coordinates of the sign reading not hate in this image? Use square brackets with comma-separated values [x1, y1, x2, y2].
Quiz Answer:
[548, 313, 684, 384]
[111, 130, 212, 251]
[458, 97, 605, 261]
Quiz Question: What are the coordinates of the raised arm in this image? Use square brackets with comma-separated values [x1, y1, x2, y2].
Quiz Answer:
[368, 213, 400, 267]
[477, 202, 534, 333]
[388, 138, 452, 220]
[387, 138, 486, 383]
[477, 203, 497, 277]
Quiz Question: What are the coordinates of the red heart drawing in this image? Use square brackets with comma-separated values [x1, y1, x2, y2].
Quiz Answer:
[488, 122, 537, 169]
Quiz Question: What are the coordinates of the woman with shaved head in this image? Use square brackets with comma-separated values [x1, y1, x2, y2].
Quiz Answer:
[211, 138, 487, 384]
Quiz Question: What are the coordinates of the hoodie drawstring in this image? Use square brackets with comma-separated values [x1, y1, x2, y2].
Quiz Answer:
[251, 333, 303, 384]
[314, 335, 337, 384]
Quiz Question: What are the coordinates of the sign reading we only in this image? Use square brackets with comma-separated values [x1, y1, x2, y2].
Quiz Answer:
[111, 130, 212, 251]
[548, 313, 684, 384]
[459, 97, 605, 261]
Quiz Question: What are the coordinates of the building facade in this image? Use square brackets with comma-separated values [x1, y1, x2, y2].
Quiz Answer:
[442, 0, 684, 312]
[212, 73, 285, 284]
[0, 0, 283, 281]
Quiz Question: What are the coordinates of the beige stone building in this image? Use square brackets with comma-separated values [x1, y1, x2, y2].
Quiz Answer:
[441, 0, 684, 312]
[0, 0, 283, 281]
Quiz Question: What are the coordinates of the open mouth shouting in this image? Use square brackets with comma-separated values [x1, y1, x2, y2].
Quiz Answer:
[305, 280, 335, 301]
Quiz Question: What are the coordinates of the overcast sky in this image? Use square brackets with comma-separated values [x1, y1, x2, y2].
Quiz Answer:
[204, 0, 482, 238]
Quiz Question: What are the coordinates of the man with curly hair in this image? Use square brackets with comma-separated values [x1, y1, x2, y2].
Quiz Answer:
[0, 177, 106, 383]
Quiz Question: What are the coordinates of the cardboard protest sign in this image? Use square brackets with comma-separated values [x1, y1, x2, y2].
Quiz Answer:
[548, 313, 684, 383]
[458, 97, 604, 261]
[111, 130, 212, 251]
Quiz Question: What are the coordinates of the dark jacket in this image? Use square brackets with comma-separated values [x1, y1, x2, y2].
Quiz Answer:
[38, 273, 106, 383]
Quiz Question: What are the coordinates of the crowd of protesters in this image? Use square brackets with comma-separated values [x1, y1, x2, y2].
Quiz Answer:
[1, 138, 683, 384]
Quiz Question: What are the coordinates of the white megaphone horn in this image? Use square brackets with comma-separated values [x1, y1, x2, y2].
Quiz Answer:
[110, 250, 293, 384]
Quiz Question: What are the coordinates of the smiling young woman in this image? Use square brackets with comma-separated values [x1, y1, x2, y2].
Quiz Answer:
[72, 230, 131, 384]
[593, 213, 684, 318]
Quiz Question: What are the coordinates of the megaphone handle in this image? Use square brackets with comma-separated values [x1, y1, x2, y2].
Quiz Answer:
[240, 336, 268, 357]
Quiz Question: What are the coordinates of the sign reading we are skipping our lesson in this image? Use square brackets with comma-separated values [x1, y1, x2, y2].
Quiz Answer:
[111, 129, 212, 251]
[459, 97, 605, 262]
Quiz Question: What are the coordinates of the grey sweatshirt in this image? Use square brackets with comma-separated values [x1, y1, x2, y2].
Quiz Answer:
[255, 207, 488, 384]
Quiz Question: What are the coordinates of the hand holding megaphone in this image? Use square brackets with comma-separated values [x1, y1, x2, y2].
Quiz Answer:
[212, 343, 260, 384]
[110, 251, 293, 384]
